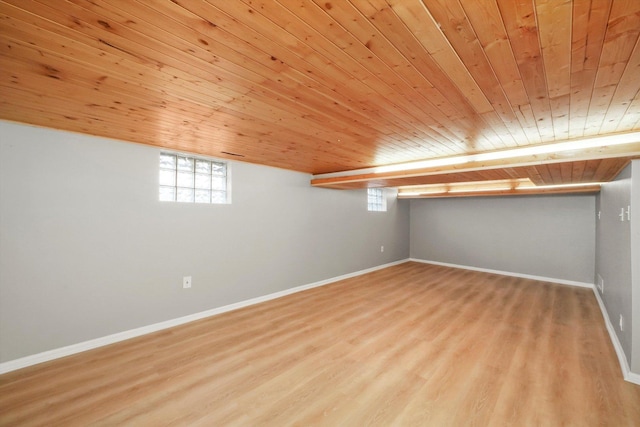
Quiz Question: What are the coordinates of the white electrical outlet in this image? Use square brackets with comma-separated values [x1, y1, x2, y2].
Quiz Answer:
[380, 246, 384, 253]
[620, 315, 624, 332]
[183, 276, 192, 289]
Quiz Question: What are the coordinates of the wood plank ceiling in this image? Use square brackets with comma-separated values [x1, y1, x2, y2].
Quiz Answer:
[1, 0, 640, 194]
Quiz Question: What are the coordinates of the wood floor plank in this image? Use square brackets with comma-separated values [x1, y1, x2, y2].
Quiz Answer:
[1, 262, 639, 426]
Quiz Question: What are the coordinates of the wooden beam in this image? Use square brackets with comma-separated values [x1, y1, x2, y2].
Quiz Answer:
[311, 140, 640, 189]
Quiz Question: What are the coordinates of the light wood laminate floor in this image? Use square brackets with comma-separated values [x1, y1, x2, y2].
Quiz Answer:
[1, 262, 640, 426]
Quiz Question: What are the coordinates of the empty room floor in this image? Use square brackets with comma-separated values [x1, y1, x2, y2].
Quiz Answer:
[1, 262, 639, 426]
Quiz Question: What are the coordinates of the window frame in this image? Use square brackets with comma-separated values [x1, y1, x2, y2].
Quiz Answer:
[367, 187, 387, 212]
[159, 152, 231, 204]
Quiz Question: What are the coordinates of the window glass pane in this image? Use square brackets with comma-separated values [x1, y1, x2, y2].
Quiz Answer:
[212, 162, 226, 176]
[160, 154, 176, 169]
[177, 187, 194, 202]
[195, 189, 211, 203]
[177, 171, 193, 187]
[160, 153, 228, 204]
[195, 173, 211, 189]
[159, 186, 176, 202]
[195, 160, 211, 174]
[159, 169, 175, 186]
[177, 156, 194, 172]
[212, 176, 226, 191]
[367, 188, 386, 212]
[211, 190, 227, 203]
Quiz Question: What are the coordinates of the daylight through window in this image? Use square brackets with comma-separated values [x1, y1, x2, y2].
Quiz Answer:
[159, 153, 229, 204]
[367, 188, 387, 212]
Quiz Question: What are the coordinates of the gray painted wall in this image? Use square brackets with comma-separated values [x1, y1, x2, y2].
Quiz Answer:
[410, 195, 596, 283]
[595, 164, 633, 369]
[4, 118, 636, 375]
[632, 160, 640, 373]
[0, 121, 410, 362]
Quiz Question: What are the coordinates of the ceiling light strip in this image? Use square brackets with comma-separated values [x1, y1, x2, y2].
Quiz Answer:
[398, 181, 603, 197]
[447, 186, 514, 193]
[313, 132, 640, 180]
[517, 182, 604, 190]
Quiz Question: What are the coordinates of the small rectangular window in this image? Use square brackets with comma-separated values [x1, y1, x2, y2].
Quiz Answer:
[159, 153, 230, 204]
[367, 188, 387, 212]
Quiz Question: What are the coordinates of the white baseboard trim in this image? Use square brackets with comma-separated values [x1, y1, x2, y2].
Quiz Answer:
[628, 372, 640, 384]
[409, 258, 593, 288]
[591, 287, 640, 385]
[0, 259, 409, 375]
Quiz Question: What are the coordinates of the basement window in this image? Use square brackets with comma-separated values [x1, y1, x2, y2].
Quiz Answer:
[159, 153, 230, 204]
[367, 188, 387, 212]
